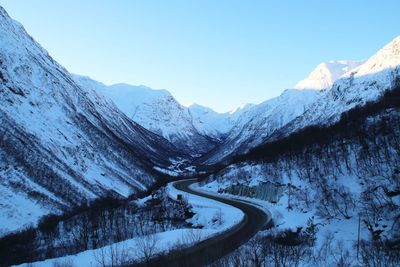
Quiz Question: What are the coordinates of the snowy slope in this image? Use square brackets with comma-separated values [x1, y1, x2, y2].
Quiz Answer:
[201, 89, 322, 164]
[273, 36, 400, 139]
[0, 6, 185, 235]
[201, 38, 399, 165]
[17, 182, 244, 267]
[188, 103, 250, 139]
[294, 60, 364, 90]
[73, 75, 221, 155]
[199, 93, 400, 262]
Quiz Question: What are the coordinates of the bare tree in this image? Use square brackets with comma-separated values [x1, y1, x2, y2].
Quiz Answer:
[94, 242, 130, 267]
[181, 229, 203, 245]
[359, 239, 400, 267]
[135, 234, 160, 265]
[52, 258, 75, 267]
[212, 208, 224, 226]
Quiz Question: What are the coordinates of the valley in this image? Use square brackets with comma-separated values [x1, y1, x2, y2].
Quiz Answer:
[0, 3, 399, 267]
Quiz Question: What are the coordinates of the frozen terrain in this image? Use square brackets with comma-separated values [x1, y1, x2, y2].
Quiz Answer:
[1, 3, 399, 266]
[0, 6, 184, 235]
[73, 75, 223, 155]
[15, 182, 244, 267]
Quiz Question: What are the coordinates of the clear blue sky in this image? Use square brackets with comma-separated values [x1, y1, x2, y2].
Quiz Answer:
[1, 1, 399, 112]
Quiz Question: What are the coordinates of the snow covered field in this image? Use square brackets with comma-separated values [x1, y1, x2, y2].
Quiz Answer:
[15, 181, 244, 267]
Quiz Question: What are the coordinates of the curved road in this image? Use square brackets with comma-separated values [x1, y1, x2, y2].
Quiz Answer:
[133, 179, 271, 267]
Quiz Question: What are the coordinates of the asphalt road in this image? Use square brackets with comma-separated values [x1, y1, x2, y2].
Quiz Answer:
[133, 179, 271, 267]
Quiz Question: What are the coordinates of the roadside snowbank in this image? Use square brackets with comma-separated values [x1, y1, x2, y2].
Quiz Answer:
[14, 229, 217, 267]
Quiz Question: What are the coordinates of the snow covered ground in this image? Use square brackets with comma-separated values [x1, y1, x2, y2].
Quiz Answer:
[14, 229, 213, 267]
[15, 181, 244, 267]
[197, 181, 368, 250]
[168, 181, 244, 230]
[0, 184, 52, 236]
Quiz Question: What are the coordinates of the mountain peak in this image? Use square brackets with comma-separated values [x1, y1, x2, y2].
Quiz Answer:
[187, 102, 207, 109]
[0, 5, 185, 234]
[229, 103, 254, 115]
[385, 35, 400, 50]
[294, 60, 365, 90]
[351, 35, 400, 79]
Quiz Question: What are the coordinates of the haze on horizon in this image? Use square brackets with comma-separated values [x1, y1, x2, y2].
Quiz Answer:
[1, 0, 399, 112]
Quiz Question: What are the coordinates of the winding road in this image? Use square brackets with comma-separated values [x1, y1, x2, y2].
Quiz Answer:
[133, 179, 271, 267]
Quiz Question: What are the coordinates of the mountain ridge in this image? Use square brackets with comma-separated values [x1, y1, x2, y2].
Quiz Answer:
[198, 36, 400, 165]
[73, 74, 255, 155]
[0, 6, 187, 235]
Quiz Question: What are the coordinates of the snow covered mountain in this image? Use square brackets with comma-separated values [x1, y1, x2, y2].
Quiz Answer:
[2, 0, 399, 242]
[294, 60, 365, 90]
[201, 37, 400, 165]
[200, 88, 322, 164]
[73, 76, 253, 155]
[188, 103, 250, 139]
[73, 75, 223, 156]
[272, 36, 400, 140]
[200, 84, 400, 265]
[74, 58, 367, 162]
[199, 37, 400, 259]
[0, 6, 186, 235]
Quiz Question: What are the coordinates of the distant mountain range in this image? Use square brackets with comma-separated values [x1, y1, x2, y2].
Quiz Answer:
[72, 75, 248, 156]
[71, 59, 373, 164]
